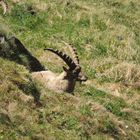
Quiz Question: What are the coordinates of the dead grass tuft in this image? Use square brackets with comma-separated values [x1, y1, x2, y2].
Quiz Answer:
[33, 0, 48, 12]
[101, 62, 140, 84]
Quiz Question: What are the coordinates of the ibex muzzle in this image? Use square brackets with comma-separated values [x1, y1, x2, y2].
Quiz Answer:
[77, 71, 88, 82]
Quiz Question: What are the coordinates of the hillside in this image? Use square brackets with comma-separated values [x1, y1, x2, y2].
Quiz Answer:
[0, 0, 140, 139]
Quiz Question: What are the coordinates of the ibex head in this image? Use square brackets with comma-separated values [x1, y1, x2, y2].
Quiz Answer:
[44, 47, 88, 83]
[66, 43, 88, 82]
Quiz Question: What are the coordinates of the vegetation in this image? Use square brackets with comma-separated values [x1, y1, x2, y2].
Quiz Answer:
[0, 0, 140, 139]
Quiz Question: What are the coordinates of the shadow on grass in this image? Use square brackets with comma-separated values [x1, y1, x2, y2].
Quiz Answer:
[0, 34, 45, 72]
[0, 34, 44, 106]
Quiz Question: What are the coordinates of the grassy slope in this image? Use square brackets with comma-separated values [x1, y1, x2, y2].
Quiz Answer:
[0, 0, 140, 139]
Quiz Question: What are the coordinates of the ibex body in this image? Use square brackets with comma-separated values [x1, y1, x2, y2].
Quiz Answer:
[32, 45, 87, 93]
[32, 70, 76, 93]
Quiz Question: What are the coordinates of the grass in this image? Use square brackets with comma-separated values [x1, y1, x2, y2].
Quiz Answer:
[0, 0, 140, 139]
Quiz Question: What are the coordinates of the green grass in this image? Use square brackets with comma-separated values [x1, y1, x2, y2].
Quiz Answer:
[0, 0, 140, 139]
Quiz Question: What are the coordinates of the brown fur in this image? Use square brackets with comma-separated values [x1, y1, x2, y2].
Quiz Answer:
[32, 70, 76, 93]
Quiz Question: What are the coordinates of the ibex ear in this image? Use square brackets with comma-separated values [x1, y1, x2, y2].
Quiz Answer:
[63, 66, 69, 72]
[75, 66, 81, 73]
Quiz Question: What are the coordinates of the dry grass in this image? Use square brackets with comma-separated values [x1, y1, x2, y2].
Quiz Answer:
[101, 62, 140, 84]
[0, 0, 140, 139]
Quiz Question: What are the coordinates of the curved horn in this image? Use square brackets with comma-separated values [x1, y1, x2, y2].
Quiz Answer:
[44, 48, 77, 70]
[0, 0, 8, 14]
[68, 45, 79, 65]
[61, 41, 79, 65]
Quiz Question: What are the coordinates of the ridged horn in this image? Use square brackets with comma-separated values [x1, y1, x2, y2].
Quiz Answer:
[61, 41, 79, 65]
[0, 0, 8, 14]
[44, 48, 77, 70]
[68, 45, 79, 65]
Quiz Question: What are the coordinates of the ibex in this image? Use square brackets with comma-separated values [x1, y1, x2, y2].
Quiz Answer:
[32, 44, 88, 93]
[0, 0, 8, 14]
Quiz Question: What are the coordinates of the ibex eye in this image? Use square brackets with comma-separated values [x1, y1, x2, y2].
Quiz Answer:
[73, 71, 79, 76]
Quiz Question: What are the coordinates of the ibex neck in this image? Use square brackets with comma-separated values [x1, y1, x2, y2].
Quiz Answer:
[57, 71, 67, 79]
[57, 71, 75, 81]
[57, 72, 76, 93]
